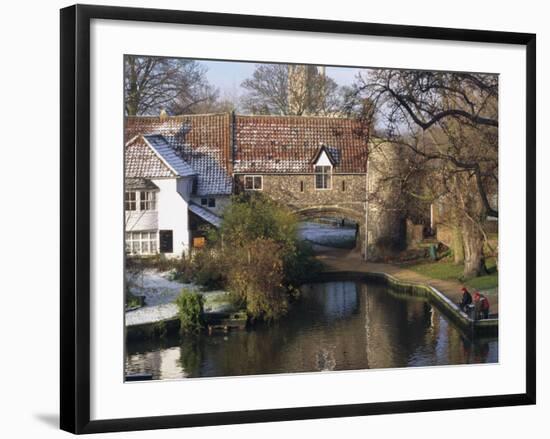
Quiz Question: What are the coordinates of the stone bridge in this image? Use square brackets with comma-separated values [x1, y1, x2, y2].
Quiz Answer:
[293, 205, 367, 258]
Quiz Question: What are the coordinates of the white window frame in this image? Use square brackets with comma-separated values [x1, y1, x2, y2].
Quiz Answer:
[125, 190, 158, 212]
[139, 190, 157, 211]
[125, 191, 137, 211]
[244, 175, 263, 190]
[125, 230, 159, 255]
[314, 165, 332, 190]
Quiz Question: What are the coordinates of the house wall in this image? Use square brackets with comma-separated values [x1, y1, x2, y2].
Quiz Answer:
[190, 195, 231, 216]
[152, 178, 190, 257]
[236, 173, 369, 256]
[176, 177, 194, 201]
[235, 173, 367, 214]
[235, 168, 406, 260]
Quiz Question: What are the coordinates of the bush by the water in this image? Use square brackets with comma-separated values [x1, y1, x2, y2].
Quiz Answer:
[176, 290, 205, 333]
[227, 238, 288, 321]
[213, 193, 319, 320]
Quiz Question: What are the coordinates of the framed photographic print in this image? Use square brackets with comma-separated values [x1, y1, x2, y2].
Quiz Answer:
[60, 4, 536, 434]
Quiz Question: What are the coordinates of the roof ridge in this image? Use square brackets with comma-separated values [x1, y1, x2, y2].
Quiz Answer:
[236, 114, 358, 122]
[126, 113, 359, 122]
[127, 112, 230, 119]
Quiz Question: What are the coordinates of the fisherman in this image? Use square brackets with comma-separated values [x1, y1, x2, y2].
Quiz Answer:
[473, 291, 491, 319]
[459, 287, 473, 312]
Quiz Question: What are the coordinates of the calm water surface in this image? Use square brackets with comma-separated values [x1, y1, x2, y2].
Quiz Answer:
[125, 281, 498, 380]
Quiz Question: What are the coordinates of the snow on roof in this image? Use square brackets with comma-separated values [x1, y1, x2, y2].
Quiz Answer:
[126, 115, 233, 195]
[143, 135, 197, 177]
[189, 202, 222, 228]
[233, 115, 368, 174]
[125, 136, 175, 179]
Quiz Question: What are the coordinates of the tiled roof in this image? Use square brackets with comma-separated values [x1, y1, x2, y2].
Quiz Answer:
[143, 135, 196, 177]
[126, 114, 233, 195]
[125, 136, 174, 178]
[189, 202, 222, 228]
[233, 115, 369, 173]
[125, 114, 369, 190]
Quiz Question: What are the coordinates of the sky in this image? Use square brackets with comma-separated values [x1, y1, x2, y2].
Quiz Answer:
[198, 59, 364, 96]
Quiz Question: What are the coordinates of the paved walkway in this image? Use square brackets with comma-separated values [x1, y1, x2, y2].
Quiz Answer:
[313, 245, 498, 317]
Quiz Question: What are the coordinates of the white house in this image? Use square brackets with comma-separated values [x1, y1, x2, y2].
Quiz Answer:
[125, 133, 227, 257]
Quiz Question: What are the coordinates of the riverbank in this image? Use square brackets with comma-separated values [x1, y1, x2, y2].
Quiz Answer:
[126, 270, 234, 326]
[313, 245, 498, 335]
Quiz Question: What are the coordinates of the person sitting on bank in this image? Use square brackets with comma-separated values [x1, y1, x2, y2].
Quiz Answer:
[473, 291, 491, 319]
[459, 287, 472, 312]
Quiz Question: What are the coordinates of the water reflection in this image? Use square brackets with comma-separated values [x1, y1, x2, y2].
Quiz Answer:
[126, 281, 498, 380]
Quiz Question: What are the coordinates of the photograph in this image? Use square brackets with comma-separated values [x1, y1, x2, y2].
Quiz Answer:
[123, 56, 499, 381]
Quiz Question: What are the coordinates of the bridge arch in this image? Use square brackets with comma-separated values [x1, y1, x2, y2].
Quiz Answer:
[293, 205, 366, 256]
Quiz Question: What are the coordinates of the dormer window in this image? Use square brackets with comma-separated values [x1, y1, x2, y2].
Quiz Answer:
[312, 145, 335, 191]
[314, 165, 332, 190]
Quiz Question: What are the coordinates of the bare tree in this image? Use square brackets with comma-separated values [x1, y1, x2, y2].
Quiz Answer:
[124, 56, 218, 116]
[241, 64, 341, 115]
[348, 69, 498, 277]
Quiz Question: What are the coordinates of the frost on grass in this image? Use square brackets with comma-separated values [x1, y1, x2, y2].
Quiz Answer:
[127, 269, 198, 306]
[126, 303, 179, 326]
[298, 221, 356, 248]
[125, 269, 233, 326]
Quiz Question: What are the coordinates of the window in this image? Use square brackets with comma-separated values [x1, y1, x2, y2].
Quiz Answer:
[208, 198, 216, 208]
[125, 231, 158, 255]
[315, 166, 332, 190]
[300, 181, 304, 192]
[342, 180, 346, 192]
[244, 175, 262, 190]
[139, 191, 156, 211]
[125, 191, 137, 211]
[201, 198, 208, 206]
[126, 190, 157, 211]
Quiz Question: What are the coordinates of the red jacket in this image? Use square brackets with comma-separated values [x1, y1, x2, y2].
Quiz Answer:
[480, 295, 490, 310]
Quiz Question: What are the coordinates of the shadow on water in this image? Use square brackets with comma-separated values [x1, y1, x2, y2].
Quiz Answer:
[126, 281, 498, 380]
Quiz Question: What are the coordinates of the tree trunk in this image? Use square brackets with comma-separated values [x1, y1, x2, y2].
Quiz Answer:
[461, 220, 487, 278]
[452, 226, 465, 264]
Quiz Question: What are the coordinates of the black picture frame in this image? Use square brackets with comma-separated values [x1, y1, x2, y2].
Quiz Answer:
[60, 4, 536, 434]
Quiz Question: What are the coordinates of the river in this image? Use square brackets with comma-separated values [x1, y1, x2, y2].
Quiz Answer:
[125, 280, 498, 380]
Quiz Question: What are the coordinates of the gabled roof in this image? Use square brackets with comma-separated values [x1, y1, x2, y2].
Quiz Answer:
[233, 115, 369, 173]
[143, 135, 196, 177]
[125, 134, 196, 179]
[310, 144, 337, 166]
[125, 136, 174, 179]
[126, 114, 233, 195]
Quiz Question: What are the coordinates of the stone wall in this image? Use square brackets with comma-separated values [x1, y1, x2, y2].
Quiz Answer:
[233, 141, 409, 260]
[366, 140, 407, 257]
[235, 173, 368, 254]
[235, 173, 367, 214]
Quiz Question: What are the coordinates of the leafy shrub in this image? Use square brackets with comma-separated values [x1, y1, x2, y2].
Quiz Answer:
[176, 290, 205, 333]
[227, 238, 288, 321]
[218, 193, 298, 253]
[189, 249, 227, 290]
[283, 240, 322, 286]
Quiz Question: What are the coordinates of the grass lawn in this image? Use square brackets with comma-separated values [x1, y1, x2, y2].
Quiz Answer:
[404, 257, 498, 291]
